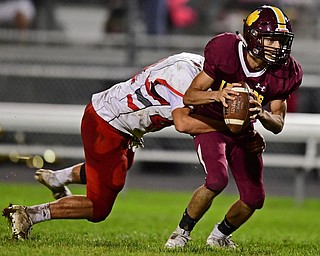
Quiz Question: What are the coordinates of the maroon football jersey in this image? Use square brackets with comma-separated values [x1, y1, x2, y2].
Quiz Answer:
[195, 32, 303, 121]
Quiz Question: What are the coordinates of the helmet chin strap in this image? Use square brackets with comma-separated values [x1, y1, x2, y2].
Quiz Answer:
[237, 31, 270, 66]
[236, 31, 248, 48]
[236, 31, 259, 62]
[237, 31, 269, 69]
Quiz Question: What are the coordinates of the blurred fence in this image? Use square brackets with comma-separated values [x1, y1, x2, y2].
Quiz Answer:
[1, 102, 320, 204]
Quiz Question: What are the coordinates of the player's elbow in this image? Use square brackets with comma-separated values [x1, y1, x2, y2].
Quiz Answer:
[173, 114, 193, 133]
[172, 107, 193, 134]
[261, 116, 284, 134]
[272, 128, 282, 134]
[267, 124, 282, 134]
[271, 122, 284, 134]
[174, 121, 189, 133]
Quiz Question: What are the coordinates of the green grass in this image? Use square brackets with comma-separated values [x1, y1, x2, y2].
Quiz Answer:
[0, 183, 319, 255]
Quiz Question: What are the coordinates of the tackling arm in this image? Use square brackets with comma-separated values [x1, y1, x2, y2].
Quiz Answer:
[172, 107, 266, 155]
[172, 107, 227, 135]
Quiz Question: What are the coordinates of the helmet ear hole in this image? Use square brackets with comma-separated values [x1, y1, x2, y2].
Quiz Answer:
[251, 29, 258, 37]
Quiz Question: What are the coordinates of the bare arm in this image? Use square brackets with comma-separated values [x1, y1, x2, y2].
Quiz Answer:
[183, 71, 240, 107]
[258, 99, 286, 134]
[250, 97, 286, 134]
[173, 107, 266, 155]
[172, 107, 227, 135]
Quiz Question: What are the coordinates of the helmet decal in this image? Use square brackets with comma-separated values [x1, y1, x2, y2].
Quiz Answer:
[246, 10, 260, 26]
[266, 5, 289, 32]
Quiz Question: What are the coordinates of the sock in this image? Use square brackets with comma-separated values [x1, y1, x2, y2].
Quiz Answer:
[178, 209, 199, 232]
[54, 166, 73, 185]
[80, 163, 86, 184]
[26, 203, 51, 224]
[217, 216, 237, 236]
[211, 224, 226, 239]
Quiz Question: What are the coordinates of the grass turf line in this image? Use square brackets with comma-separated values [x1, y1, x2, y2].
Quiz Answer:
[0, 183, 319, 255]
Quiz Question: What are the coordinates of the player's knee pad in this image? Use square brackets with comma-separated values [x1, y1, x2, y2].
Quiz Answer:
[89, 200, 112, 223]
[204, 175, 228, 193]
[242, 192, 265, 210]
[89, 190, 119, 222]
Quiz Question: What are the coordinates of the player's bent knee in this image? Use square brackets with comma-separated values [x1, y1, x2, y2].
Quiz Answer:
[243, 194, 265, 210]
[88, 191, 119, 222]
[89, 200, 113, 222]
[205, 182, 228, 194]
[205, 175, 228, 193]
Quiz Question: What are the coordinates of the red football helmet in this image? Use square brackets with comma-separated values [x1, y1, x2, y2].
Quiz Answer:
[241, 5, 294, 65]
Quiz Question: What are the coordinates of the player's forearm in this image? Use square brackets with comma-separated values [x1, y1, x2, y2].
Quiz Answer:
[257, 110, 284, 134]
[190, 114, 228, 134]
[183, 90, 216, 106]
[175, 114, 227, 135]
[183, 70, 215, 106]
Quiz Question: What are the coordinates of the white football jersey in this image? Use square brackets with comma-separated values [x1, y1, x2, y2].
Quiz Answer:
[91, 52, 204, 138]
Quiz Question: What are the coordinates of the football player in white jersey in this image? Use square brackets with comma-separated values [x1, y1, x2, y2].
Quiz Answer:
[2, 52, 265, 241]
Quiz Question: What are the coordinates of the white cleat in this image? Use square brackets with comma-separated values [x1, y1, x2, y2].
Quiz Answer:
[2, 204, 33, 240]
[206, 225, 237, 249]
[165, 226, 191, 248]
[35, 169, 72, 199]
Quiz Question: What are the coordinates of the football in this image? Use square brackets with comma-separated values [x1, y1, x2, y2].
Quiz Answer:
[223, 82, 251, 134]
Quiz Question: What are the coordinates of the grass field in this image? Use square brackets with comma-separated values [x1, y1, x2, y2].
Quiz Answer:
[0, 183, 319, 256]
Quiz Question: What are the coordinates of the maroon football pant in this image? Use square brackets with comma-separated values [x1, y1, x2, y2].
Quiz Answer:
[194, 131, 265, 210]
[81, 103, 134, 222]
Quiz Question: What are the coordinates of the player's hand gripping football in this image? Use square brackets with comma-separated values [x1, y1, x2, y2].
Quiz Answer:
[249, 92, 263, 120]
[215, 83, 241, 107]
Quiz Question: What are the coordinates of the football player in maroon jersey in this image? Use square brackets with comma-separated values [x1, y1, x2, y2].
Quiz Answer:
[165, 5, 303, 249]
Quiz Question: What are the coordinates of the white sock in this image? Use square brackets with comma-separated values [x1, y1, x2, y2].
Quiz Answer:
[26, 203, 51, 224]
[211, 224, 226, 239]
[54, 166, 73, 185]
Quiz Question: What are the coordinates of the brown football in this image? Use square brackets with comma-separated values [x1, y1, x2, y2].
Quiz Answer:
[223, 82, 251, 134]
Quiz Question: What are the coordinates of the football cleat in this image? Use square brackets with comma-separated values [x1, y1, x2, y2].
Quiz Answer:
[35, 169, 72, 199]
[2, 204, 33, 240]
[206, 225, 237, 249]
[165, 226, 191, 248]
